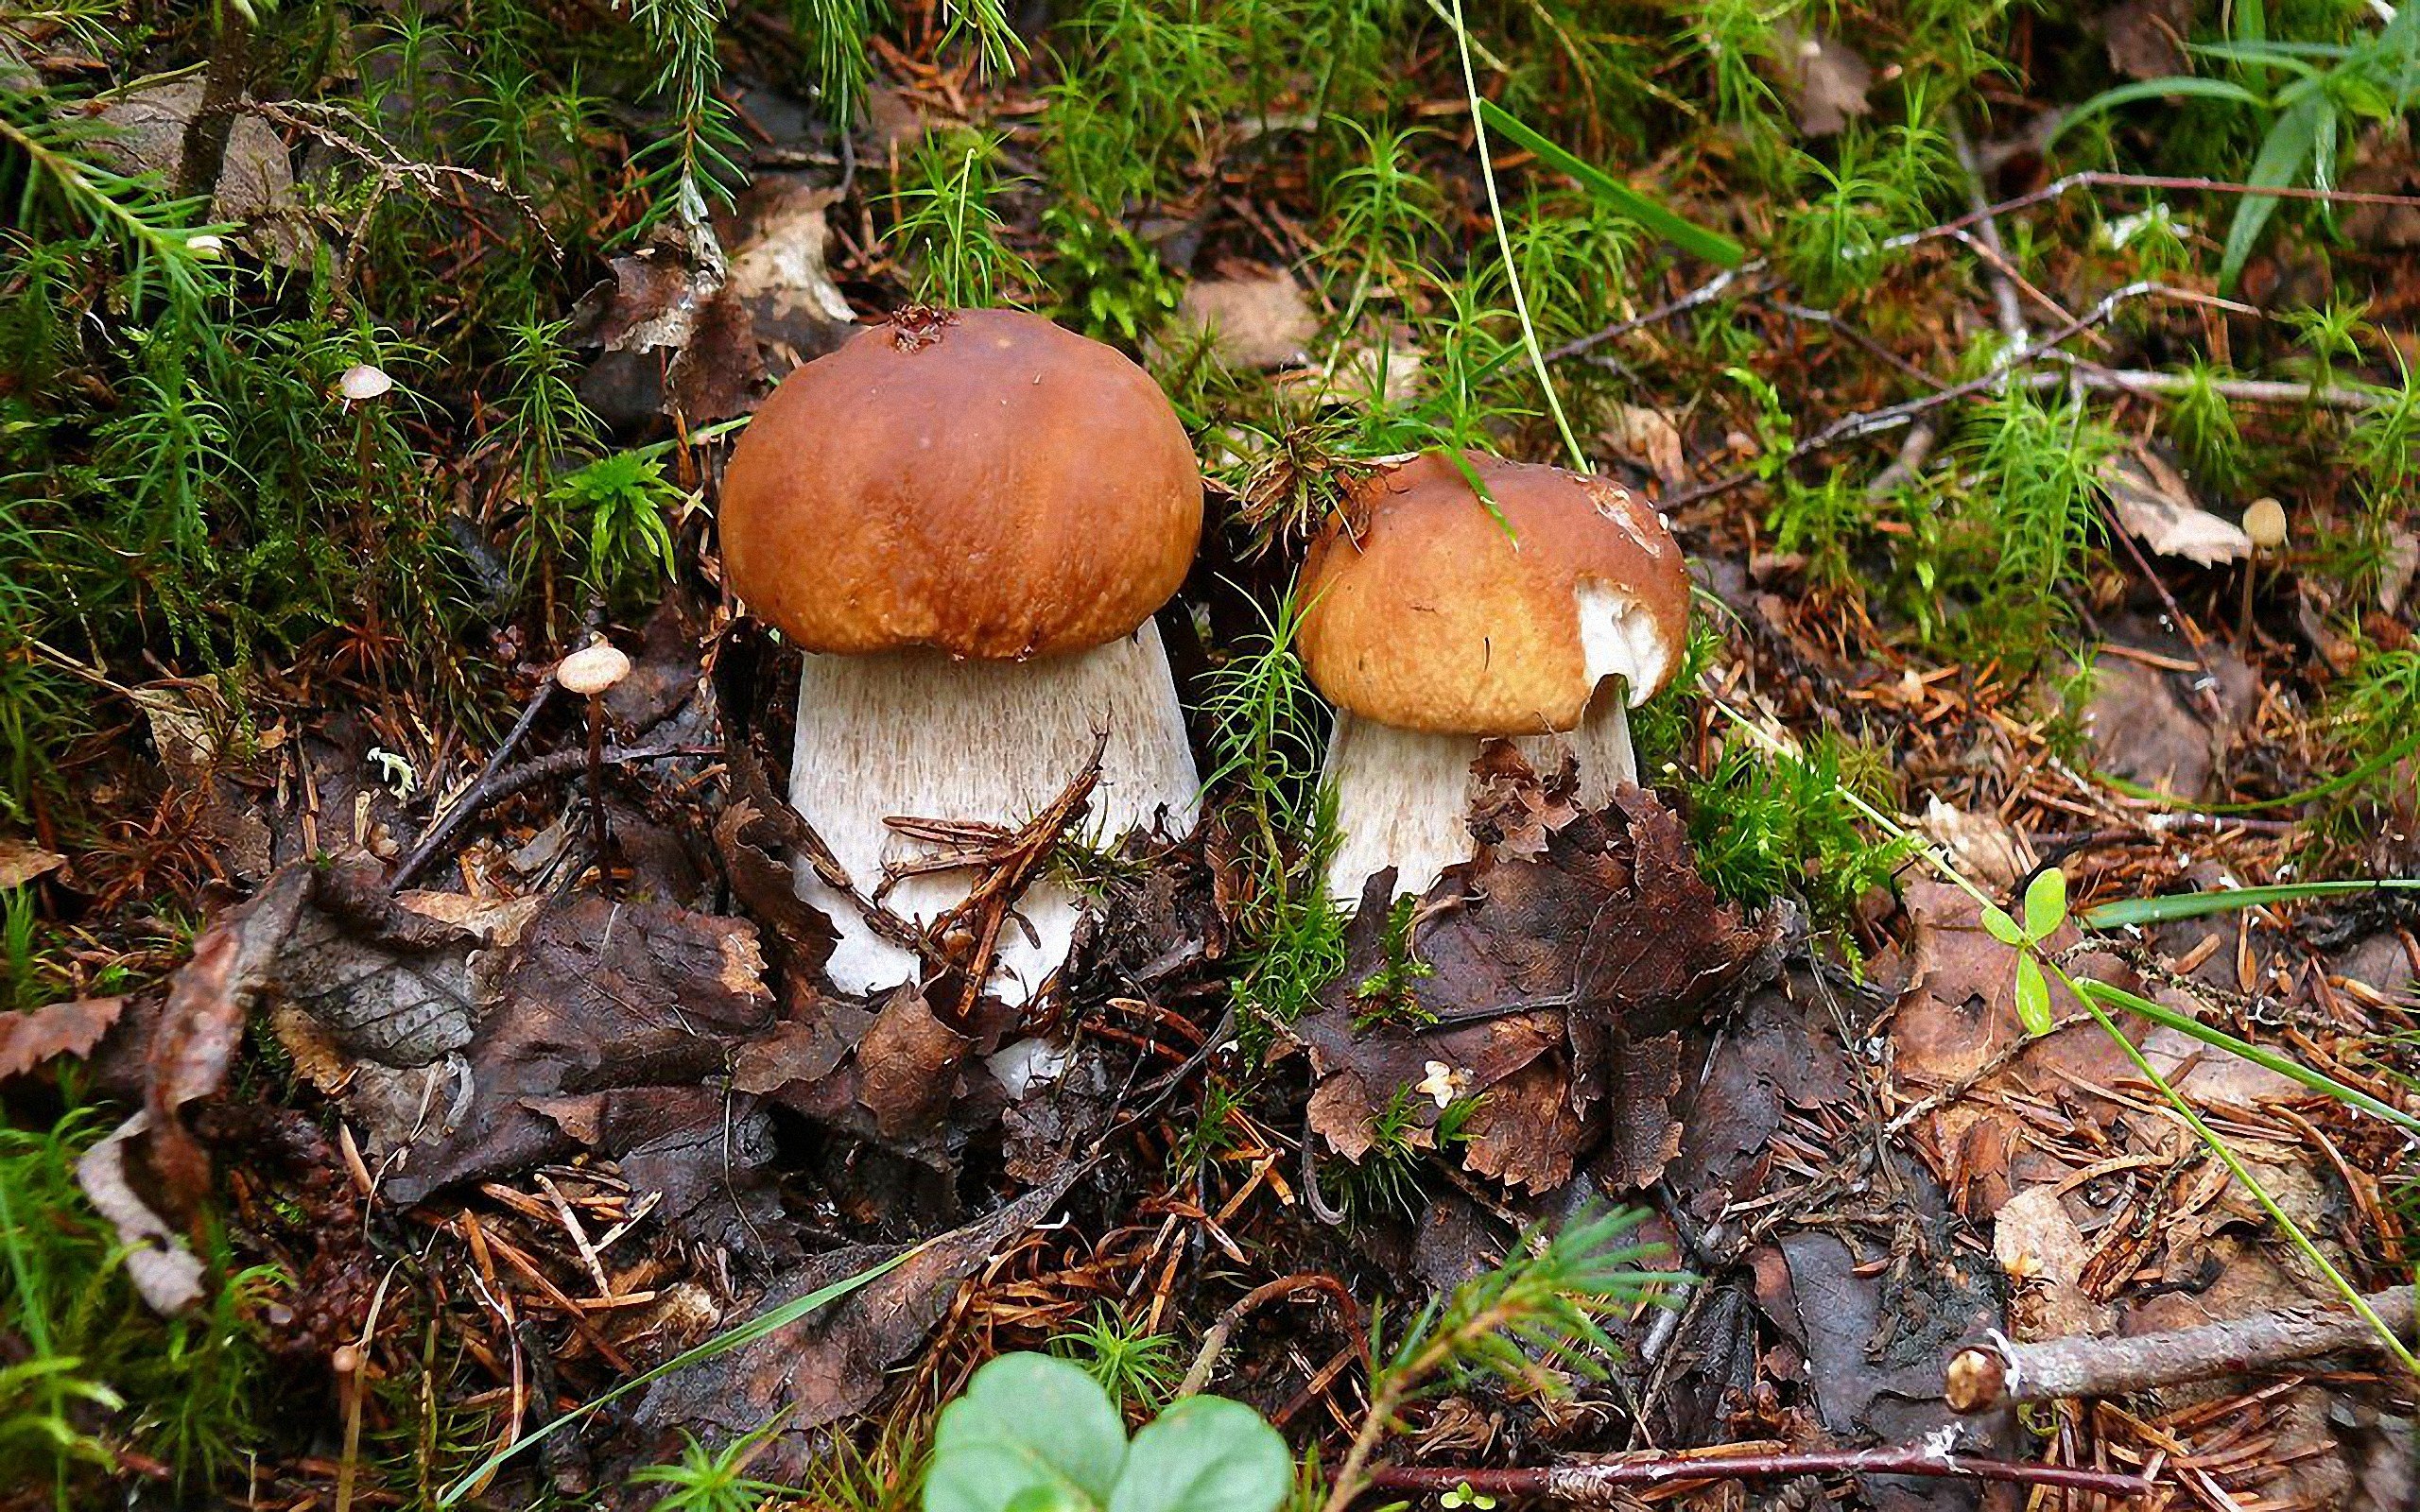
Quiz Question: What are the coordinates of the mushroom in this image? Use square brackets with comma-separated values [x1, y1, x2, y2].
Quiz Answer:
[2239, 495, 2287, 643]
[557, 637, 632, 868]
[338, 363, 393, 405]
[1295, 451, 1692, 908]
[718, 308, 1204, 1005]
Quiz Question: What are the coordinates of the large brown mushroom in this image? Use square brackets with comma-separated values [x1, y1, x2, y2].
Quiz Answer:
[719, 307, 1204, 1004]
[1297, 450, 1691, 906]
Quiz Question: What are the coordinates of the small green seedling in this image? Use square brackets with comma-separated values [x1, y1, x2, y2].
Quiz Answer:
[1981, 867, 2070, 1037]
[924, 1354, 1290, 1512]
[1439, 1483, 1496, 1509]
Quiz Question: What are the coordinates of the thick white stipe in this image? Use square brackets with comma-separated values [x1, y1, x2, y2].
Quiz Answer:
[787, 620, 1199, 1005]
[1323, 581, 1652, 908]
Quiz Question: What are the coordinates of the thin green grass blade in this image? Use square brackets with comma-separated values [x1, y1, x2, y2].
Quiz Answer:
[2083, 879, 2420, 928]
[1474, 99, 1745, 267]
[2046, 77, 2265, 145]
[2061, 980, 2418, 1375]
[2220, 94, 2323, 290]
[2072, 978, 2420, 1137]
[2098, 718, 2420, 813]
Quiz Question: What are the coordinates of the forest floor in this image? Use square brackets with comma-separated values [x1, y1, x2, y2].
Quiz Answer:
[1, 1, 2417, 1509]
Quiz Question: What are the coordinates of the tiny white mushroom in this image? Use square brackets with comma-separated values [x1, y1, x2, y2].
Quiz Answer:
[338, 364, 393, 404]
[555, 640, 632, 696]
[557, 638, 633, 868]
[2239, 496, 2289, 641]
[2243, 496, 2288, 551]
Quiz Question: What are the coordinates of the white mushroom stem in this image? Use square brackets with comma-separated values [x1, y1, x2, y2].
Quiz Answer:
[1322, 580, 1669, 909]
[1322, 690, 1634, 908]
[788, 620, 1199, 1006]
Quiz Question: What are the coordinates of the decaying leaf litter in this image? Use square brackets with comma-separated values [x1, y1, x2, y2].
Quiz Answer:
[2, 2, 2417, 1510]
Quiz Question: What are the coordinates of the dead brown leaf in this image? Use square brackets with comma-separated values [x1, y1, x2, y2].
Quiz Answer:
[1172, 274, 1317, 369]
[2100, 0, 2193, 79]
[1590, 1030, 1684, 1192]
[1914, 796, 2030, 892]
[2081, 621, 2259, 801]
[76, 1112, 207, 1314]
[2100, 446, 2253, 566]
[570, 232, 763, 424]
[720, 175, 856, 371]
[1302, 772, 1769, 1194]
[268, 866, 510, 1072]
[1600, 404, 1688, 488]
[1466, 741, 1580, 861]
[630, 1170, 1079, 1480]
[0, 995, 127, 1080]
[855, 988, 972, 1140]
[129, 679, 274, 883]
[1754, 1227, 2014, 1511]
[144, 865, 314, 1217]
[382, 894, 776, 1207]
[1459, 1056, 1591, 1191]
[0, 836, 66, 889]
[1883, 880, 2145, 1214]
[1993, 1185, 2112, 1340]
[1666, 971, 1860, 1227]
[713, 746, 844, 989]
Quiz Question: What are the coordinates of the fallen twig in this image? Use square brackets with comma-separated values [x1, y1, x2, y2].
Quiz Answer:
[250, 100, 562, 260]
[388, 741, 712, 890]
[1368, 1445, 2152, 1501]
[1893, 168, 2420, 261]
[389, 680, 555, 891]
[911, 733, 1104, 1027]
[1178, 1274, 1362, 1398]
[1546, 267, 1760, 362]
[2031, 360, 2386, 410]
[1547, 170, 2420, 366]
[1665, 282, 2239, 507]
[1945, 1285, 2417, 1412]
[1951, 120, 2031, 354]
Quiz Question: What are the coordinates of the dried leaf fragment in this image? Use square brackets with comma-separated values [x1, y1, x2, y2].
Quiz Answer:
[76, 1112, 207, 1314]
[145, 865, 314, 1216]
[2100, 447, 2253, 566]
[0, 995, 126, 1080]
[0, 836, 66, 889]
[1172, 275, 1317, 369]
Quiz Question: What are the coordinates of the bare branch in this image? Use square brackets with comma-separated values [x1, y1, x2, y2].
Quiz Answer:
[1945, 1285, 2417, 1412]
[1370, 1446, 2152, 1501]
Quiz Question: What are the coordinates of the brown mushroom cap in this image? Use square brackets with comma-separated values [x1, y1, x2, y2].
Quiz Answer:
[719, 308, 1203, 661]
[1297, 451, 1690, 734]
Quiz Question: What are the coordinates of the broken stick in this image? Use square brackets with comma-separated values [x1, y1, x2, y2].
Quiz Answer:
[1370, 1446, 2149, 1501]
[1945, 1284, 2415, 1412]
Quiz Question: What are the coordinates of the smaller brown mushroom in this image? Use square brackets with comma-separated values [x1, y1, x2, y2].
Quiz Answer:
[556, 638, 631, 865]
[1296, 451, 1693, 907]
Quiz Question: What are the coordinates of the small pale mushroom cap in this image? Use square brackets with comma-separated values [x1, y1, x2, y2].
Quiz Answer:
[718, 308, 1203, 661]
[338, 364, 393, 403]
[2243, 497, 2288, 551]
[555, 640, 631, 696]
[1297, 451, 1691, 734]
